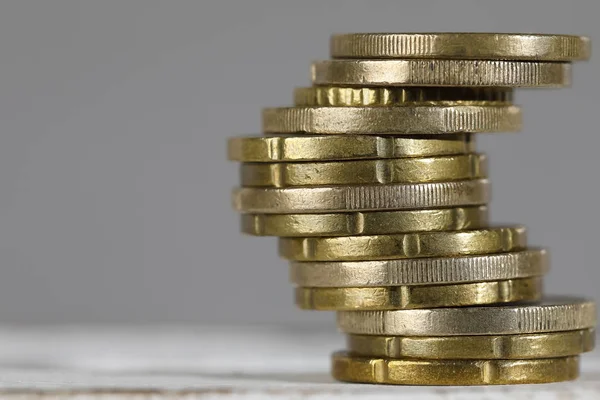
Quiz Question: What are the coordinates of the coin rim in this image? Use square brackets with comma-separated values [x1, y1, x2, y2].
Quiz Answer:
[331, 351, 580, 385]
[295, 277, 542, 310]
[289, 249, 548, 286]
[336, 296, 597, 336]
[330, 33, 590, 61]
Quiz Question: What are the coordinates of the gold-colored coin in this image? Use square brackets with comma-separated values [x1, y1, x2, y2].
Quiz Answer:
[296, 277, 541, 310]
[337, 296, 596, 336]
[331, 352, 580, 385]
[294, 87, 513, 106]
[279, 226, 526, 261]
[312, 60, 570, 87]
[243, 206, 488, 237]
[233, 179, 489, 214]
[290, 249, 548, 286]
[263, 106, 521, 135]
[347, 329, 595, 359]
[228, 134, 476, 162]
[240, 154, 487, 187]
[330, 33, 591, 61]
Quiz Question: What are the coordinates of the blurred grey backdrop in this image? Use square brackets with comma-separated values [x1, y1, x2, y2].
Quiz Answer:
[0, 0, 597, 324]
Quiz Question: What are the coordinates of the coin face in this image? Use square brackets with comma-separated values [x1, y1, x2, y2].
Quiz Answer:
[228, 134, 476, 162]
[312, 60, 571, 88]
[262, 106, 522, 134]
[240, 154, 487, 187]
[330, 33, 591, 61]
[279, 227, 527, 261]
[232, 179, 489, 213]
[331, 352, 580, 385]
[337, 296, 597, 336]
[346, 329, 595, 359]
[289, 249, 548, 286]
[295, 278, 542, 310]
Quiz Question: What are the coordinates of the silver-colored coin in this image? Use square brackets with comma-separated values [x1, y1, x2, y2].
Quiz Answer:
[290, 249, 548, 287]
[337, 296, 596, 336]
[233, 179, 489, 214]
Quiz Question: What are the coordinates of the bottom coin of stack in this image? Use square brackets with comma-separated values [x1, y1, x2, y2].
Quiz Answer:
[334, 298, 595, 385]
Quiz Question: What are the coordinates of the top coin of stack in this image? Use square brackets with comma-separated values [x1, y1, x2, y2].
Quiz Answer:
[227, 33, 596, 386]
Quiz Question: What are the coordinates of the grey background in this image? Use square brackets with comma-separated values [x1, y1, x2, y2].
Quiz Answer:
[0, 0, 597, 325]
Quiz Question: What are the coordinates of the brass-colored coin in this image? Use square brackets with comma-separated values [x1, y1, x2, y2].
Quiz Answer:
[347, 329, 595, 359]
[331, 352, 580, 385]
[290, 249, 548, 286]
[337, 296, 596, 336]
[243, 206, 488, 237]
[228, 134, 476, 162]
[279, 227, 526, 261]
[263, 106, 521, 135]
[233, 179, 489, 214]
[312, 60, 570, 87]
[296, 277, 541, 310]
[330, 33, 591, 61]
[294, 87, 513, 107]
[240, 154, 487, 187]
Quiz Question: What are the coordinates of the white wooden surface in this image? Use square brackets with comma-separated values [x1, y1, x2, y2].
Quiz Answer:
[0, 326, 597, 399]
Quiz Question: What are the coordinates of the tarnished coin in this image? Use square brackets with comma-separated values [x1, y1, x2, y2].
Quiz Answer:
[330, 33, 591, 61]
[228, 134, 476, 162]
[347, 329, 595, 359]
[240, 154, 486, 187]
[290, 249, 548, 286]
[337, 296, 596, 336]
[295, 277, 541, 310]
[312, 60, 570, 87]
[279, 226, 526, 261]
[233, 179, 489, 214]
[294, 87, 513, 107]
[332, 352, 580, 385]
[262, 106, 521, 135]
[243, 206, 488, 237]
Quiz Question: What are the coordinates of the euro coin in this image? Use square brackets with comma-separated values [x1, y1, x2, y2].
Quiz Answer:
[279, 227, 526, 261]
[295, 277, 541, 310]
[312, 60, 570, 87]
[332, 352, 579, 385]
[330, 33, 590, 61]
[337, 296, 596, 336]
[243, 206, 488, 236]
[294, 87, 513, 106]
[263, 106, 521, 135]
[240, 154, 486, 187]
[233, 179, 489, 213]
[228, 134, 476, 162]
[290, 249, 548, 286]
[346, 329, 595, 359]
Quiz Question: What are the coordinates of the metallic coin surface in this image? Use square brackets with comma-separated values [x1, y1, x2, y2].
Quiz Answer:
[228, 134, 476, 162]
[330, 33, 591, 61]
[279, 227, 526, 261]
[290, 249, 548, 286]
[331, 352, 580, 385]
[233, 179, 489, 214]
[262, 106, 521, 135]
[337, 296, 596, 336]
[312, 60, 570, 87]
[295, 277, 541, 310]
[294, 87, 513, 106]
[241, 154, 487, 187]
[243, 206, 488, 237]
[347, 329, 595, 359]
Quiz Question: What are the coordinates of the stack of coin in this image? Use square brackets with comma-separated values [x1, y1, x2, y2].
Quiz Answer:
[228, 33, 596, 385]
